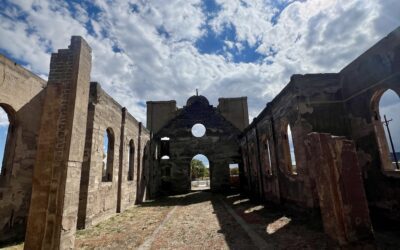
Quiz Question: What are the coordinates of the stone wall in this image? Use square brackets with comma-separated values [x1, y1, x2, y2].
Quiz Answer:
[0, 37, 150, 248]
[78, 82, 150, 229]
[305, 133, 373, 245]
[241, 73, 346, 209]
[240, 27, 400, 244]
[147, 95, 245, 196]
[0, 55, 46, 243]
[217, 97, 249, 131]
[25, 36, 92, 249]
[78, 82, 123, 228]
[340, 28, 400, 223]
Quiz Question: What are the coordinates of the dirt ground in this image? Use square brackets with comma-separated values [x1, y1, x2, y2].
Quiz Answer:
[2, 190, 399, 249]
[74, 190, 334, 250]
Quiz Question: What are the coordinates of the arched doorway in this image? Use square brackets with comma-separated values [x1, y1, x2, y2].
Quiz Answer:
[372, 89, 400, 170]
[190, 154, 210, 191]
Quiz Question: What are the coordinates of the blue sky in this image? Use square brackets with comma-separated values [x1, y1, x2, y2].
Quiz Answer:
[0, 108, 8, 172]
[0, 0, 399, 167]
[380, 90, 400, 154]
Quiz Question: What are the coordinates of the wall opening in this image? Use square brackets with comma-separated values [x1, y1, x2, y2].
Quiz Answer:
[285, 124, 297, 174]
[190, 154, 210, 190]
[265, 139, 273, 175]
[0, 105, 14, 177]
[373, 89, 400, 170]
[102, 128, 114, 182]
[229, 163, 240, 188]
[191, 123, 206, 137]
[128, 140, 135, 181]
[160, 137, 170, 159]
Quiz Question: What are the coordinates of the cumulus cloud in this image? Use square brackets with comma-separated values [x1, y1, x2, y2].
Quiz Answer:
[0, 0, 399, 125]
[0, 109, 9, 127]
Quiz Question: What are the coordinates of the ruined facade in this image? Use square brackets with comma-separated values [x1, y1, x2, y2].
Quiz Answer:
[0, 26, 398, 249]
[0, 37, 150, 248]
[146, 95, 248, 195]
[239, 27, 400, 244]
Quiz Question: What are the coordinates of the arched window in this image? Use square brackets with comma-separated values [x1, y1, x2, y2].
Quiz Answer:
[284, 124, 297, 174]
[160, 136, 170, 159]
[265, 139, 273, 175]
[102, 128, 114, 182]
[0, 106, 11, 175]
[127, 140, 135, 181]
[373, 89, 400, 170]
[0, 105, 14, 177]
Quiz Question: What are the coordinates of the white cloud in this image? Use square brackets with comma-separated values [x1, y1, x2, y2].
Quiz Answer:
[0, 0, 398, 126]
[0, 109, 9, 127]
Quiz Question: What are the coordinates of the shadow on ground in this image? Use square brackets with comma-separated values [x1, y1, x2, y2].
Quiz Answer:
[141, 189, 336, 249]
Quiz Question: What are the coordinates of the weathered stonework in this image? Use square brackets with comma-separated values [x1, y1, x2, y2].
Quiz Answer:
[0, 37, 150, 249]
[77, 82, 149, 229]
[240, 27, 400, 245]
[305, 133, 373, 244]
[0, 26, 398, 249]
[0, 55, 46, 243]
[25, 36, 92, 249]
[146, 95, 248, 196]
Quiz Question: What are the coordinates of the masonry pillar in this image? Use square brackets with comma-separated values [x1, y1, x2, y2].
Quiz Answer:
[305, 133, 373, 245]
[25, 36, 92, 249]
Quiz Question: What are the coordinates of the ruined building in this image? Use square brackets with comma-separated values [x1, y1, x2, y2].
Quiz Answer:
[0, 27, 399, 248]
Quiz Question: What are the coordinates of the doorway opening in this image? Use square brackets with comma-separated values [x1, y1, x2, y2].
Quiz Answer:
[229, 163, 240, 188]
[190, 154, 210, 190]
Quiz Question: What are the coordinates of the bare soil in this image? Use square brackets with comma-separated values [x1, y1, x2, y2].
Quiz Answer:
[3, 190, 399, 249]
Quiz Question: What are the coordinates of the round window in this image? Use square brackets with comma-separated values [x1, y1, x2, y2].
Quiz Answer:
[191, 123, 206, 137]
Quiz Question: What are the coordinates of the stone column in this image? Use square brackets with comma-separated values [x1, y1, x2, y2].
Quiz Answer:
[25, 36, 92, 250]
[305, 133, 373, 245]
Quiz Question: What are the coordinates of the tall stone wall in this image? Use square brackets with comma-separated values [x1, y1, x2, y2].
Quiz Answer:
[0, 55, 46, 243]
[147, 95, 243, 196]
[241, 74, 345, 209]
[240, 27, 400, 245]
[340, 27, 400, 223]
[77, 82, 150, 229]
[78, 82, 123, 228]
[305, 133, 373, 245]
[119, 112, 142, 211]
[217, 97, 249, 131]
[146, 100, 177, 133]
[0, 36, 151, 249]
[25, 36, 92, 249]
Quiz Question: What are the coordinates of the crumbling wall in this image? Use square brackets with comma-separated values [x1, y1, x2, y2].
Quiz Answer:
[305, 133, 373, 244]
[0, 36, 152, 248]
[240, 27, 400, 245]
[148, 96, 243, 196]
[77, 82, 150, 229]
[136, 131, 151, 203]
[146, 100, 177, 133]
[241, 74, 346, 209]
[119, 113, 141, 211]
[340, 27, 400, 223]
[25, 36, 92, 249]
[0, 55, 46, 243]
[217, 97, 249, 131]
